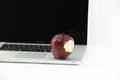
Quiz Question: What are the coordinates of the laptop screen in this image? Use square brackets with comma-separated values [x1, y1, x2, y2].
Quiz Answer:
[0, 0, 88, 45]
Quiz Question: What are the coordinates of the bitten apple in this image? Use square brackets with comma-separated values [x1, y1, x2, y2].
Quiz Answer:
[50, 34, 75, 59]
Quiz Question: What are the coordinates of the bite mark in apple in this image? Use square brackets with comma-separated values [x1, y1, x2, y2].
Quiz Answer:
[64, 40, 74, 52]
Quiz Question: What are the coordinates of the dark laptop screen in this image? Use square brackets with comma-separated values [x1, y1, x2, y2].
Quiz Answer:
[0, 0, 88, 44]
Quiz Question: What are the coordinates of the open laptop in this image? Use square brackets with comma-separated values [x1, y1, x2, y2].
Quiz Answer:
[0, 0, 88, 65]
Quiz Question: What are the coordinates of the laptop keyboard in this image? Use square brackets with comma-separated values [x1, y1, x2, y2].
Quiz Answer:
[0, 44, 51, 52]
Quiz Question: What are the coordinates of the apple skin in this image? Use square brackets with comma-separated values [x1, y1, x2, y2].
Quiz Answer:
[50, 34, 75, 59]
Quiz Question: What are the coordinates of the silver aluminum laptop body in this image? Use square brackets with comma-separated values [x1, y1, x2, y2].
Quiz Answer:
[0, 42, 87, 65]
[0, 0, 88, 65]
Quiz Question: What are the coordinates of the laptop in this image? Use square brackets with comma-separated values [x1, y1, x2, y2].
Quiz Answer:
[0, 0, 88, 65]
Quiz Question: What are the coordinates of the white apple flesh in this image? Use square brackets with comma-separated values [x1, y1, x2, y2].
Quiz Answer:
[50, 34, 75, 59]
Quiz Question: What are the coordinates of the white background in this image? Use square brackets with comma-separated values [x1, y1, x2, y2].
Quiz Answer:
[88, 0, 120, 47]
[0, 0, 120, 80]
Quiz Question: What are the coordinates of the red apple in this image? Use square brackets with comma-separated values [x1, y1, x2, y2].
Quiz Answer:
[50, 34, 75, 59]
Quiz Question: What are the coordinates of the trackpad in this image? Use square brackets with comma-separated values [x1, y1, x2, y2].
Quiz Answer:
[15, 52, 49, 59]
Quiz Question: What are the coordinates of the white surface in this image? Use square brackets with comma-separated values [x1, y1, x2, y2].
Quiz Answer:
[0, 46, 120, 80]
[0, 0, 120, 80]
